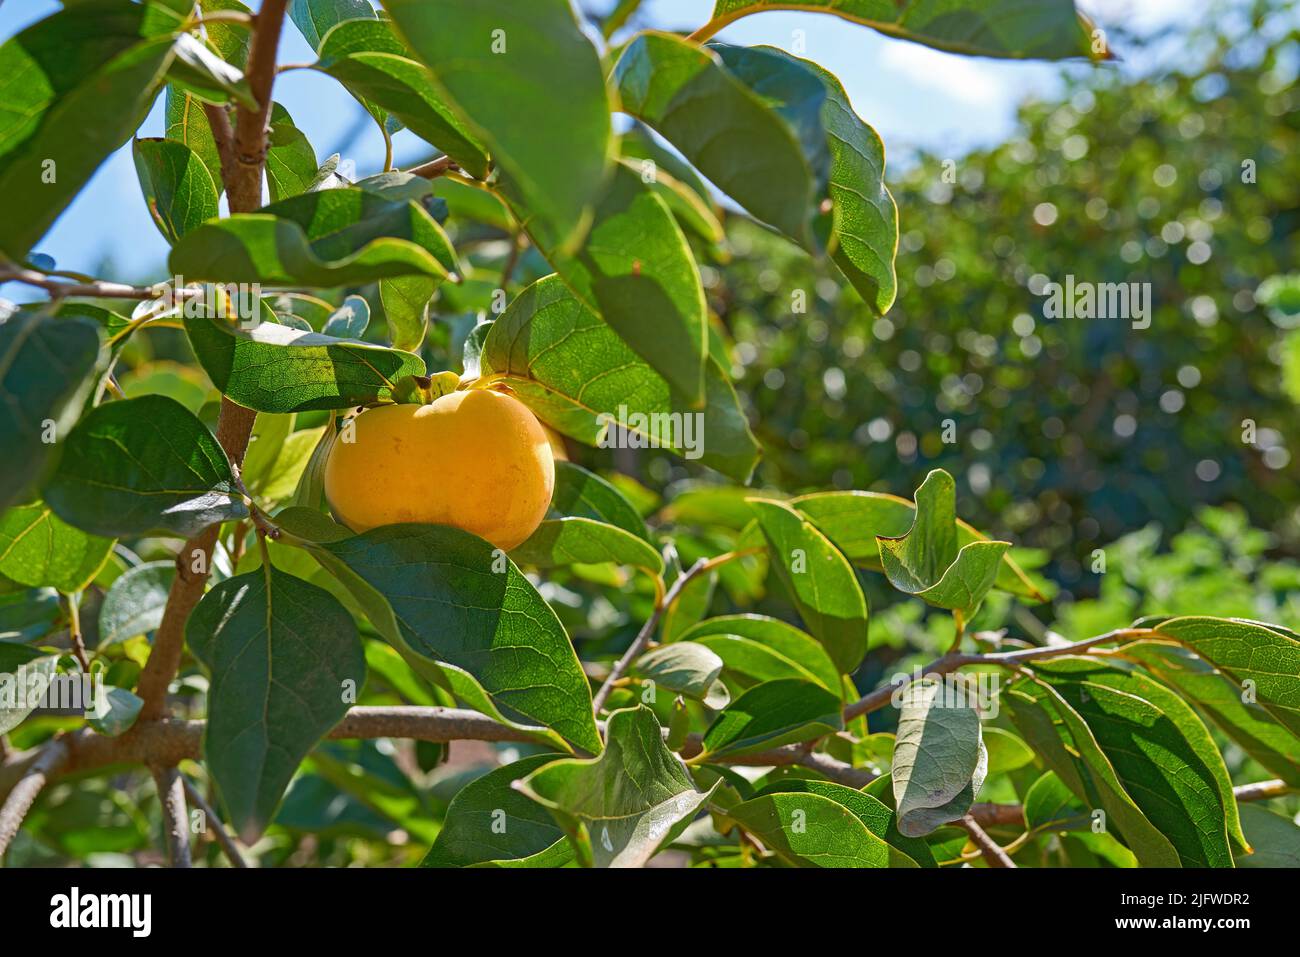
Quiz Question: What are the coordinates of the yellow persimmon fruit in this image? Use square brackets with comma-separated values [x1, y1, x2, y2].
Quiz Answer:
[324, 390, 555, 550]
[542, 423, 569, 462]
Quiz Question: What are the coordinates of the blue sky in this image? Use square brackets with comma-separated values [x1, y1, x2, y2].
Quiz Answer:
[0, 0, 1188, 299]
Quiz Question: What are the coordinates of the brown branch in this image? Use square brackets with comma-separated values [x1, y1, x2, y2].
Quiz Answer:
[0, 266, 169, 301]
[151, 765, 192, 868]
[226, 0, 289, 212]
[406, 155, 461, 179]
[1231, 778, 1289, 803]
[959, 814, 1017, 868]
[182, 775, 248, 868]
[0, 736, 69, 861]
[592, 558, 705, 715]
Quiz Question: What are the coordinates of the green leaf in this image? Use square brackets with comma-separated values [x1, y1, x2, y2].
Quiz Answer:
[0, 503, 114, 593]
[1034, 657, 1245, 865]
[510, 518, 664, 575]
[315, 18, 488, 178]
[891, 676, 987, 836]
[631, 642, 728, 707]
[723, 790, 889, 867]
[188, 564, 366, 842]
[1023, 771, 1091, 831]
[320, 295, 370, 340]
[748, 498, 869, 673]
[97, 560, 173, 647]
[184, 313, 424, 413]
[756, 779, 936, 866]
[266, 103, 318, 203]
[516, 705, 717, 867]
[794, 489, 1046, 602]
[0, 647, 57, 735]
[481, 276, 759, 482]
[550, 462, 648, 541]
[164, 85, 223, 194]
[1123, 639, 1300, 787]
[0, 314, 103, 512]
[86, 685, 143, 737]
[1003, 677, 1182, 867]
[132, 137, 220, 244]
[1152, 617, 1300, 740]
[982, 726, 1036, 775]
[678, 614, 841, 696]
[614, 32, 822, 249]
[422, 754, 573, 867]
[166, 32, 255, 110]
[45, 394, 247, 539]
[0, 1, 178, 259]
[515, 161, 707, 402]
[703, 1, 1101, 60]
[289, 0, 376, 51]
[1237, 804, 1300, 868]
[378, 275, 435, 352]
[169, 184, 458, 287]
[385, 0, 613, 251]
[700, 678, 842, 760]
[301, 523, 601, 755]
[876, 469, 1010, 616]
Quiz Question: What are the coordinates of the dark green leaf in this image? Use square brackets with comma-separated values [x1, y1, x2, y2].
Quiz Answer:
[1023, 770, 1091, 831]
[550, 462, 649, 541]
[422, 755, 573, 867]
[757, 779, 935, 866]
[723, 790, 889, 867]
[97, 560, 173, 647]
[1237, 804, 1300, 868]
[385, 0, 612, 250]
[481, 275, 759, 482]
[188, 564, 366, 841]
[45, 395, 247, 538]
[0, 314, 102, 512]
[164, 85, 223, 194]
[0, 502, 114, 593]
[516, 705, 717, 867]
[678, 614, 841, 696]
[700, 678, 842, 759]
[132, 137, 220, 244]
[891, 676, 987, 836]
[749, 498, 869, 673]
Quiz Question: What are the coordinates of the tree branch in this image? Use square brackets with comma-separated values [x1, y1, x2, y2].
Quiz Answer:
[226, 0, 289, 212]
[959, 814, 1017, 868]
[182, 775, 248, 868]
[0, 266, 172, 301]
[151, 765, 192, 868]
[0, 736, 68, 861]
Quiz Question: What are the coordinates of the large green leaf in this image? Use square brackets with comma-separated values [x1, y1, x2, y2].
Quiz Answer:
[793, 489, 1045, 601]
[384, 0, 613, 251]
[132, 137, 220, 244]
[44, 395, 247, 539]
[710, 44, 896, 311]
[480, 275, 759, 482]
[1237, 804, 1300, 868]
[702, 1, 1100, 60]
[1153, 617, 1300, 740]
[301, 522, 601, 754]
[1003, 677, 1181, 867]
[1034, 657, 1245, 866]
[516, 161, 707, 402]
[0, 503, 114, 593]
[315, 18, 488, 178]
[699, 678, 842, 760]
[876, 470, 1010, 617]
[422, 755, 572, 868]
[757, 779, 936, 866]
[891, 676, 987, 836]
[189, 564, 366, 842]
[164, 84, 223, 195]
[97, 560, 174, 647]
[289, 0, 376, 51]
[0, 0, 178, 259]
[184, 313, 425, 413]
[678, 614, 842, 696]
[748, 499, 869, 673]
[1124, 639, 1300, 788]
[516, 706, 717, 867]
[550, 462, 648, 541]
[266, 103, 318, 203]
[0, 315, 102, 512]
[614, 32, 821, 248]
[169, 183, 459, 287]
[723, 790, 890, 867]
[510, 518, 663, 575]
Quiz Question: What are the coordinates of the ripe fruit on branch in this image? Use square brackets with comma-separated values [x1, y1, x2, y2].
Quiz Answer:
[324, 390, 555, 550]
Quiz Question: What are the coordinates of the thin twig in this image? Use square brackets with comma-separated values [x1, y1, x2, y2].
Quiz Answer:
[182, 775, 249, 868]
[151, 765, 193, 868]
[0, 266, 166, 301]
[64, 592, 90, 671]
[959, 814, 1017, 868]
[406, 155, 461, 179]
[0, 737, 69, 860]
